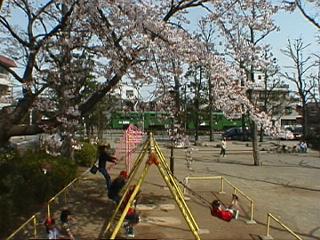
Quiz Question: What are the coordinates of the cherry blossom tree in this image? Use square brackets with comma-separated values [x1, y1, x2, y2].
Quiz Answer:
[0, 0, 83, 149]
[0, 0, 277, 158]
[206, 0, 279, 165]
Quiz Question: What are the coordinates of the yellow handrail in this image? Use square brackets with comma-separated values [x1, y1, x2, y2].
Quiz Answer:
[47, 167, 92, 218]
[8, 168, 91, 239]
[184, 176, 256, 224]
[221, 177, 255, 223]
[266, 213, 303, 240]
[6, 214, 38, 240]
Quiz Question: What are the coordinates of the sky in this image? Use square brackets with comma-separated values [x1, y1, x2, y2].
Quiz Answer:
[186, 5, 319, 74]
[4, 2, 320, 98]
[266, 9, 319, 70]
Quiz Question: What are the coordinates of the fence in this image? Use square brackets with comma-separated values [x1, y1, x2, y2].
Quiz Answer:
[261, 213, 303, 240]
[183, 175, 256, 224]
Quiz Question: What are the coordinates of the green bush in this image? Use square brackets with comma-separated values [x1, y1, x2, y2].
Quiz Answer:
[74, 142, 97, 167]
[0, 149, 77, 238]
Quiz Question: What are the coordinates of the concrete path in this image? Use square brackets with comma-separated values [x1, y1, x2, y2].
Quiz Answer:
[14, 138, 320, 240]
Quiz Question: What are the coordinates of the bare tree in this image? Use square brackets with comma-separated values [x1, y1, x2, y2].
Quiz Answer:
[281, 38, 317, 138]
[284, 0, 320, 29]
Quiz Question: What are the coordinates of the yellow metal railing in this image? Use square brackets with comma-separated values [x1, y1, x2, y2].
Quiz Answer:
[6, 214, 38, 240]
[7, 168, 91, 240]
[46, 168, 91, 219]
[184, 176, 256, 224]
[265, 213, 303, 240]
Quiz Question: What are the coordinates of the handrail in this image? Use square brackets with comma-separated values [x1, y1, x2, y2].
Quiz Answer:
[7, 168, 91, 239]
[221, 177, 255, 223]
[265, 213, 303, 240]
[184, 175, 256, 224]
[47, 168, 90, 218]
[6, 214, 38, 240]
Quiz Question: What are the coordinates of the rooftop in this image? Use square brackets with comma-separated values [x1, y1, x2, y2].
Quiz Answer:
[0, 55, 17, 68]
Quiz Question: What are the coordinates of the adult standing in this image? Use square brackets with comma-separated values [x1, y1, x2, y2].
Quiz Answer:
[98, 144, 118, 190]
[220, 137, 227, 158]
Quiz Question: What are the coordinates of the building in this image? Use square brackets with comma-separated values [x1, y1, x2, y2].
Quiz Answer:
[0, 55, 17, 109]
[250, 71, 303, 127]
[110, 82, 140, 111]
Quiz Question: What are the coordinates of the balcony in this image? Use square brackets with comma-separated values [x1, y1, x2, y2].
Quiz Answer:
[0, 73, 10, 86]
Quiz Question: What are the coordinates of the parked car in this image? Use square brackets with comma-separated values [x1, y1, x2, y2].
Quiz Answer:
[291, 127, 303, 140]
[222, 127, 251, 141]
[275, 129, 295, 140]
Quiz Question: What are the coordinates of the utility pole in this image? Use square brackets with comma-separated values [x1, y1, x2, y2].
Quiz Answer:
[184, 83, 187, 132]
[170, 117, 175, 174]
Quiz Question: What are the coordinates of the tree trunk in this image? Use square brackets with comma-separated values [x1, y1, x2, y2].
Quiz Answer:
[60, 135, 74, 161]
[208, 76, 214, 142]
[251, 120, 260, 166]
[259, 125, 264, 142]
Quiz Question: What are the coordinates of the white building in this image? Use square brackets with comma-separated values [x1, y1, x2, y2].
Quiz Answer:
[111, 83, 139, 101]
[0, 55, 16, 109]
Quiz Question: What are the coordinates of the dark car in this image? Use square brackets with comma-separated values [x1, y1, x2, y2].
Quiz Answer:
[291, 127, 303, 140]
[222, 127, 251, 141]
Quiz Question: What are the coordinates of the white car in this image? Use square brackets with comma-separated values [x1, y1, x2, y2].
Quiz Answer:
[277, 129, 295, 140]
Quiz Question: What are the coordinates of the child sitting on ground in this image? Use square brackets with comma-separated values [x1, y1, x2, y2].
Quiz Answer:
[211, 194, 240, 222]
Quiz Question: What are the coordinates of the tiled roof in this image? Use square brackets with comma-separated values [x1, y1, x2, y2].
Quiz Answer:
[0, 55, 17, 68]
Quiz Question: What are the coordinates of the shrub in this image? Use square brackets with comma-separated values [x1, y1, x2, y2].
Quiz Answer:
[74, 142, 97, 167]
[0, 149, 77, 238]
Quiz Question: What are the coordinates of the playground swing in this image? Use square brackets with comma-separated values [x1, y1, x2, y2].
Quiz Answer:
[175, 175, 239, 222]
[104, 134, 201, 240]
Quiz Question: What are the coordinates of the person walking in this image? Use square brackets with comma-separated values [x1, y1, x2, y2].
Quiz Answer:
[220, 137, 227, 158]
[98, 144, 118, 190]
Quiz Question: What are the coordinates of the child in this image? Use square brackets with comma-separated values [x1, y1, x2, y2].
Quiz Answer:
[44, 218, 62, 239]
[211, 194, 239, 222]
[124, 202, 140, 238]
[60, 209, 75, 240]
[108, 171, 128, 203]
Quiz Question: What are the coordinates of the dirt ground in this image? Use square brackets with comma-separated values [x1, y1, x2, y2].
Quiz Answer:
[11, 137, 320, 240]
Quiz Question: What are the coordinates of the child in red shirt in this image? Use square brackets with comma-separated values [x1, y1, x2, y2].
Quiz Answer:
[211, 194, 239, 222]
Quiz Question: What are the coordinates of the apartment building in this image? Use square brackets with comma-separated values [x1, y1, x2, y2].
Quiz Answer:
[0, 55, 16, 109]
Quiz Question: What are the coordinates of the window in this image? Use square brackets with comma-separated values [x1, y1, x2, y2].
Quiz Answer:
[126, 90, 134, 98]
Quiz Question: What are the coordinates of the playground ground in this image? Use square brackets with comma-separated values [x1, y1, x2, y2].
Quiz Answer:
[9, 138, 320, 240]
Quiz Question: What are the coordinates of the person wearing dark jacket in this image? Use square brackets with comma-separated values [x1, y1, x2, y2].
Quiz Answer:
[108, 170, 128, 203]
[98, 144, 118, 190]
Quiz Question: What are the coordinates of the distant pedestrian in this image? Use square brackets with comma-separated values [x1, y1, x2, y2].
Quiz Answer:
[98, 144, 118, 190]
[220, 137, 227, 157]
